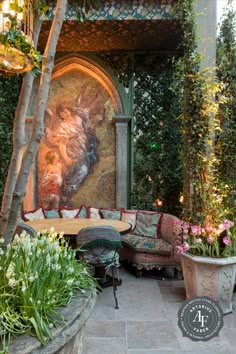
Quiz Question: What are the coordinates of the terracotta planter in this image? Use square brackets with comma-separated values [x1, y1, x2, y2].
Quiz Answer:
[181, 252, 236, 315]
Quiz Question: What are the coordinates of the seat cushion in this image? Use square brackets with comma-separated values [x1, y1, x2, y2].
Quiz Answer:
[84, 249, 120, 265]
[121, 234, 173, 256]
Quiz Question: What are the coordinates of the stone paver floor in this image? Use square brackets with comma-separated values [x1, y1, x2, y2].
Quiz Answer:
[82, 265, 236, 354]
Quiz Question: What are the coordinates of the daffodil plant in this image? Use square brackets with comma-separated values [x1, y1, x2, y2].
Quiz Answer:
[0, 228, 97, 353]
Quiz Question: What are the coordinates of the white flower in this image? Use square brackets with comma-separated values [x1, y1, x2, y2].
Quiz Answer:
[46, 254, 51, 266]
[59, 232, 64, 239]
[52, 264, 61, 271]
[36, 249, 41, 257]
[28, 275, 35, 283]
[21, 282, 27, 292]
[8, 278, 17, 287]
[49, 227, 55, 234]
[0, 237, 4, 244]
[6, 262, 15, 279]
[66, 279, 74, 286]
[67, 266, 74, 274]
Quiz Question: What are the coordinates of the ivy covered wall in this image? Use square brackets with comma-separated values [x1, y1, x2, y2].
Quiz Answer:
[0, 75, 22, 203]
[131, 57, 183, 215]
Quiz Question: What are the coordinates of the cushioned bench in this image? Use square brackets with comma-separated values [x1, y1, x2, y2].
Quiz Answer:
[19, 206, 181, 278]
[118, 211, 181, 277]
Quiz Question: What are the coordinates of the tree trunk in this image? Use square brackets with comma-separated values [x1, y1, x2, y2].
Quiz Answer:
[0, 17, 42, 235]
[2, 0, 68, 247]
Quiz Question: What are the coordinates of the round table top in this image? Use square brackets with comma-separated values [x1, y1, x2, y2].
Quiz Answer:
[25, 218, 131, 235]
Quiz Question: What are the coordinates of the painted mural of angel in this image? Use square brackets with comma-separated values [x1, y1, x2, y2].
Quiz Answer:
[38, 150, 63, 208]
[40, 84, 101, 206]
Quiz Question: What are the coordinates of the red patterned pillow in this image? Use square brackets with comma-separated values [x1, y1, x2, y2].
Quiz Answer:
[121, 210, 137, 231]
[22, 207, 45, 221]
[132, 211, 163, 238]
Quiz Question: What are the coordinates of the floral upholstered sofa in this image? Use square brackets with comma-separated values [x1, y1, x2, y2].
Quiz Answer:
[20, 206, 181, 278]
[118, 210, 181, 277]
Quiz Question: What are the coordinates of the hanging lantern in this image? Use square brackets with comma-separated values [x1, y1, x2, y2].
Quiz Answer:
[0, 0, 35, 76]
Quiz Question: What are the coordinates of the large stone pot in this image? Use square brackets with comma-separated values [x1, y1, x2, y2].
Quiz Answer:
[8, 288, 97, 354]
[181, 252, 236, 315]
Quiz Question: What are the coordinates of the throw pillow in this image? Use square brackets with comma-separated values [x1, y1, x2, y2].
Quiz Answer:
[133, 211, 163, 238]
[59, 207, 80, 218]
[100, 208, 123, 220]
[43, 209, 60, 219]
[75, 205, 88, 218]
[121, 210, 137, 231]
[22, 207, 45, 221]
[88, 206, 101, 219]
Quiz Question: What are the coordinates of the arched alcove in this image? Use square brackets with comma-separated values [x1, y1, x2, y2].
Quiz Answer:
[52, 55, 124, 115]
[22, 55, 130, 210]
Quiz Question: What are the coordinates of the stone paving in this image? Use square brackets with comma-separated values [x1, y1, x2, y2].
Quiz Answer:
[82, 266, 236, 354]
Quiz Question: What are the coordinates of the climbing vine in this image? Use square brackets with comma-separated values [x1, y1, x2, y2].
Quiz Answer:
[216, 2, 236, 218]
[174, 0, 233, 225]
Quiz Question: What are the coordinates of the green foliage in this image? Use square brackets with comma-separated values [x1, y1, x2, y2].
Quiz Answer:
[216, 2, 236, 219]
[0, 230, 96, 352]
[0, 75, 22, 206]
[0, 25, 42, 75]
[132, 63, 183, 216]
[173, 0, 230, 226]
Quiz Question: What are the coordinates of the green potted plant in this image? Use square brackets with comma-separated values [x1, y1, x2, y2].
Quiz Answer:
[175, 219, 236, 315]
[0, 228, 97, 353]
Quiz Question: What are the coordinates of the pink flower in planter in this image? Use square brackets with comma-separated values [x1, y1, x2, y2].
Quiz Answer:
[205, 225, 214, 233]
[195, 237, 202, 244]
[191, 225, 201, 235]
[176, 245, 184, 254]
[223, 219, 234, 230]
[182, 242, 190, 252]
[207, 236, 214, 245]
[223, 237, 232, 246]
[182, 222, 190, 231]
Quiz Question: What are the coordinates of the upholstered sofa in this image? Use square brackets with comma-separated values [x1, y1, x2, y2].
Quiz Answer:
[19, 206, 181, 278]
[118, 211, 181, 278]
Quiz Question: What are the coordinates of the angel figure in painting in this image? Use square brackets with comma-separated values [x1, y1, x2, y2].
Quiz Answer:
[38, 150, 63, 208]
[39, 86, 100, 206]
